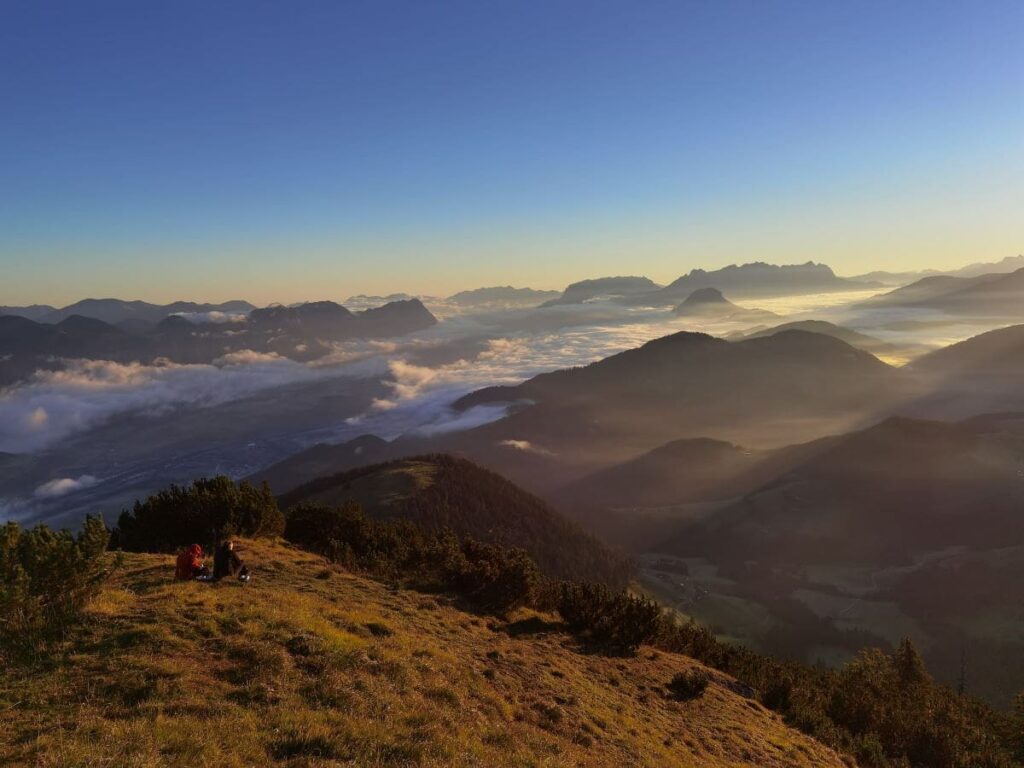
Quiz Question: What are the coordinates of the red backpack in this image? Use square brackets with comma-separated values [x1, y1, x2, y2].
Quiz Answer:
[174, 545, 203, 580]
[174, 549, 192, 580]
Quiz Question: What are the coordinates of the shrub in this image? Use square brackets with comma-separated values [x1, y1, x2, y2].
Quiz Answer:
[667, 669, 709, 701]
[556, 582, 662, 653]
[443, 539, 539, 614]
[0, 516, 109, 645]
[114, 476, 284, 552]
[285, 502, 539, 614]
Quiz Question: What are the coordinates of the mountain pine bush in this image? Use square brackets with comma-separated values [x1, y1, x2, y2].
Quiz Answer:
[113, 476, 284, 552]
[0, 516, 109, 645]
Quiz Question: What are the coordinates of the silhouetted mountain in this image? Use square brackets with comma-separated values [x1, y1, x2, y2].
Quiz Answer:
[672, 288, 777, 322]
[447, 286, 561, 307]
[846, 269, 940, 286]
[356, 298, 438, 337]
[555, 437, 757, 509]
[248, 300, 356, 338]
[454, 330, 900, 465]
[0, 299, 438, 377]
[0, 314, 147, 386]
[631, 262, 871, 306]
[0, 304, 57, 321]
[541, 276, 660, 306]
[278, 454, 631, 586]
[859, 268, 1024, 316]
[910, 324, 1024, 376]
[669, 415, 1024, 564]
[729, 320, 897, 357]
[949, 253, 1024, 278]
[651, 412, 1024, 704]
[40, 298, 256, 326]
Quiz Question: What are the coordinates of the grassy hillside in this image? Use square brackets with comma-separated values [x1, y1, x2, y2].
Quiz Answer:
[0, 538, 845, 768]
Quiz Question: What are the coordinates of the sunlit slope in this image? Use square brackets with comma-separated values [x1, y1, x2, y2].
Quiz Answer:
[0, 539, 846, 768]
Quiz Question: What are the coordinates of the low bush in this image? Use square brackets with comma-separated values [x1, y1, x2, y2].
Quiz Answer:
[284, 501, 539, 614]
[667, 669, 709, 701]
[555, 582, 662, 653]
[0, 516, 109, 645]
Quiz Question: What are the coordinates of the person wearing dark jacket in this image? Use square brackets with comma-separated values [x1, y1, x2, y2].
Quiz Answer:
[212, 540, 247, 581]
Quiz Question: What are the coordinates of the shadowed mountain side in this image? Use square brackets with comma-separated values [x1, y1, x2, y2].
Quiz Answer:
[454, 330, 904, 463]
[550, 435, 836, 512]
[898, 325, 1024, 419]
[858, 268, 1024, 317]
[727, 320, 899, 358]
[0, 304, 57, 321]
[278, 454, 632, 586]
[909, 324, 1024, 376]
[663, 415, 1024, 566]
[0, 298, 438, 379]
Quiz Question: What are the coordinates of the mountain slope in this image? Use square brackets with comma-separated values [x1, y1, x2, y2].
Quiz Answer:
[729, 320, 897, 357]
[279, 455, 631, 586]
[859, 269, 1024, 316]
[454, 330, 900, 462]
[910, 324, 1024, 376]
[670, 415, 1024, 564]
[0, 538, 845, 767]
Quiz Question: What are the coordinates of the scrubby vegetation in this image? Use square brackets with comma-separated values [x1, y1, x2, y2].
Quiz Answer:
[113, 475, 284, 552]
[285, 501, 539, 614]
[279, 454, 632, 587]
[282, 496, 1021, 767]
[6, 472, 1021, 767]
[554, 582, 663, 653]
[0, 516, 109, 646]
[667, 669, 710, 701]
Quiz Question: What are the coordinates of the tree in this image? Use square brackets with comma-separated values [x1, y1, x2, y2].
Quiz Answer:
[894, 636, 929, 689]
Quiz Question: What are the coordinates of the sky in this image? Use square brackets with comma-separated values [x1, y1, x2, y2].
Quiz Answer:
[2, 0, 1022, 306]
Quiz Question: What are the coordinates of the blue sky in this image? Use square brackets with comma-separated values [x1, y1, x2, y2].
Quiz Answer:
[2, 0, 1022, 305]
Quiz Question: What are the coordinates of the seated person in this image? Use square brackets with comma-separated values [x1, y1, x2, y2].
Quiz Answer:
[212, 540, 249, 581]
[174, 544, 205, 580]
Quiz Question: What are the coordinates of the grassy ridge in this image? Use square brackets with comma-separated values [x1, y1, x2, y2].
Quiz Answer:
[0, 538, 845, 767]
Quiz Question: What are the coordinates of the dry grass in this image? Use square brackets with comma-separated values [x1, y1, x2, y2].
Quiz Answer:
[0, 539, 847, 767]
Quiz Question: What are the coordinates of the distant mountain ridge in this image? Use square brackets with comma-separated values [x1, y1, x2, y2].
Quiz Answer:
[633, 262, 873, 305]
[448, 285, 561, 307]
[0, 298, 437, 385]
[672, 288, 777, 322]
[858, 267, 1024, 317]
[541, 276, 661, 306]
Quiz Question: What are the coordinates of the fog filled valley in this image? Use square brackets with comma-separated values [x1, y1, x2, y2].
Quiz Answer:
[6, 256, 1024, 723]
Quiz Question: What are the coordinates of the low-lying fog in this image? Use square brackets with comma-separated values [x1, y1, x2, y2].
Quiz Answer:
[0, 287, 1011, 526]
